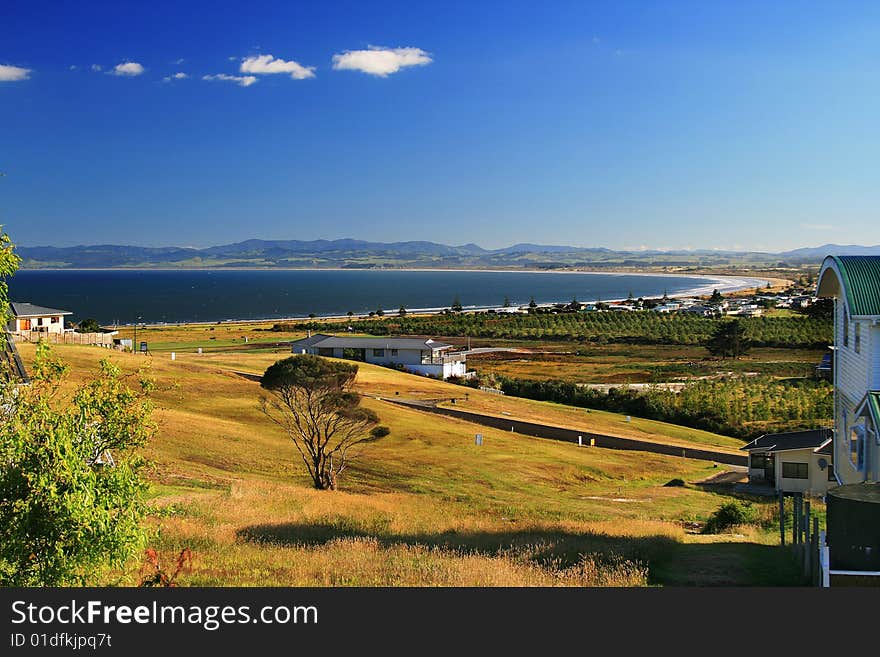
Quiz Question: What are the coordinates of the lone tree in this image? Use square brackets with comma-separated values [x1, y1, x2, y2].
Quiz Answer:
[451, 296, 463, 313]
[705, 319, 751, 359]
[259, 355, 390, 490]
[398, 304, 407, 317]
[709, 289, 724, 303]
[375, 305, 385, 317]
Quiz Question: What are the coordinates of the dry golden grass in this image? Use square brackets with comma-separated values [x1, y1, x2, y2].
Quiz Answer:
[15, 343, 802, 586]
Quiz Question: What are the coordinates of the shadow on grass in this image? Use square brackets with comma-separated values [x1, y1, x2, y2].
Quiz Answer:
[235, 521, 804, 586]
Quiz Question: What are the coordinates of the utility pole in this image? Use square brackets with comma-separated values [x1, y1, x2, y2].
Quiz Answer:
[133, 315, 141, 354]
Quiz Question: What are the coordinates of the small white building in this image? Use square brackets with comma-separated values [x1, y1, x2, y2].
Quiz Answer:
[7, 302, 72, 335]
[742, 428, 836, 496]
[290, 333, 469, 379]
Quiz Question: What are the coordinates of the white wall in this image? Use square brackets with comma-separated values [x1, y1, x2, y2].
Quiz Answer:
[834, 300, 873, 484]
[363, 348, 427, 366]
[872, 325, 880, 390]
[11, 315, 66, 335]
[774, 450, 835, 496]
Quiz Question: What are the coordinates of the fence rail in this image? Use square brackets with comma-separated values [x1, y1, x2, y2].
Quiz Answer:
[11, 331, 116, 346]
[782, 494, 880, 587]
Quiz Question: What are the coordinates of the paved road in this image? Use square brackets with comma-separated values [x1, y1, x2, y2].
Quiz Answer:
[383, 398, 747, 466]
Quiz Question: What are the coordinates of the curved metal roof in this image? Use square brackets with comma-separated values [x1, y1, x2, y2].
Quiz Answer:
[817, 255, 880, 317]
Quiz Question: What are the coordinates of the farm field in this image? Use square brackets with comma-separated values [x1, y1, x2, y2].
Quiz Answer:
[15, 342, 805, 586]
[467, 344, 827, 384]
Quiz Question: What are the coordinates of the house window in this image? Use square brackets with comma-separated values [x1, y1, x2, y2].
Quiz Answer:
[781, 462, 808, 479]
[373, 349, 385, 357]
[828, 464, 836, 482]
[750, 453, 771, 469]
[843, 307, 849, 347]
[854, 322, 860, 353]
[390, 349, 398, 356]
[51, 316, 59, 323]
[850, 424, 865, 470]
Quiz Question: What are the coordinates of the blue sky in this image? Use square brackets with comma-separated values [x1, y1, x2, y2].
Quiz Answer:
[1, 1, 879, 251]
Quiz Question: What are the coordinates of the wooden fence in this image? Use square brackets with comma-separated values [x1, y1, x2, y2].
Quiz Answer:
[781, 492, 880, 586]
[11, 331, 116, 347]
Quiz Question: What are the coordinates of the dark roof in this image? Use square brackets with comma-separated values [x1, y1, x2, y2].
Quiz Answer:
[10, 302, 72, 317]
[818, 256, 880, 316]
[291, 334, 453, 351]
[290, 333, 334, 348]
[741, 428, 833, 453]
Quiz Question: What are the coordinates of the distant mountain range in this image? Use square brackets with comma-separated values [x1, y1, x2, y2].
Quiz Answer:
[14, 239, 880, 270]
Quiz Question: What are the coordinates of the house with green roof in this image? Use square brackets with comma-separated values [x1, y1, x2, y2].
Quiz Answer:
[816, 255, 880, 486]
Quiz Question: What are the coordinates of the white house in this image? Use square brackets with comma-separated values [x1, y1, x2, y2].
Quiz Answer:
[816, 255, 880, 485]
[742, 428, 835, 496]
[290, 333, 469, 379]
[7, 302, 72, 335]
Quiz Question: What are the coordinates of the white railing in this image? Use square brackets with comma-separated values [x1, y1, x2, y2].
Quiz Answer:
[817, 530, 880, 587]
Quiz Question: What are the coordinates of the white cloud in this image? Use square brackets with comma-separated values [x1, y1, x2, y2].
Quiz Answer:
[69, 65, 78, 71]
[240, 54, 315, 80]
[163, 72, 189, 82]
[0, 64, 32, 82]
[202, 73, 257, 87]
[175, 58, 185, 65]
[331, 46, 432, 77]
[91, 64, 102, 72]
[110, 61, 145, 76]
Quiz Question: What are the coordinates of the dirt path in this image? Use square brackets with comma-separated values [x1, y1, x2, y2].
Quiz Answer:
[384, 397, 748, 466]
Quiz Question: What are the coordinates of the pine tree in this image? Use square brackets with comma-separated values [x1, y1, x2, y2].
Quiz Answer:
[705, 319, 751, 359]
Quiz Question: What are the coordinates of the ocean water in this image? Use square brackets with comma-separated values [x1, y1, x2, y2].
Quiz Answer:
[7, 269, 760, 325]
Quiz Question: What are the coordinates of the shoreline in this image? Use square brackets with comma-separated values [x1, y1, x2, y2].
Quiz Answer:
[18, 265, 771, 278]
[88, 271, 771, 329]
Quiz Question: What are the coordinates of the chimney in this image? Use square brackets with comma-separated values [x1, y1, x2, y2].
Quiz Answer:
[307, 329, 311, 338]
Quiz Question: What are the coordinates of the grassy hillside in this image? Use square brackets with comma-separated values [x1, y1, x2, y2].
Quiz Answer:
[15, 343, 803, 586]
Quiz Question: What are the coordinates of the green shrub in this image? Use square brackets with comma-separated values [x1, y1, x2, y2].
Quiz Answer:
[702, 501, 759, 534]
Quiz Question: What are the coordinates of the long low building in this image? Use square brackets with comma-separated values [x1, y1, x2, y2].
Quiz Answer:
[290, 333, 469, 379]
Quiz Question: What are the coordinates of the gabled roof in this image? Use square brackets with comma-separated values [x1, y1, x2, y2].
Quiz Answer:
[10, 302, 72, 317]
[816, 255, 880, 317]
[291, 334, 453, 351]
[741, 428, 833, 453]
[854, 391, 880, 429]
[290, 333, 334, 348]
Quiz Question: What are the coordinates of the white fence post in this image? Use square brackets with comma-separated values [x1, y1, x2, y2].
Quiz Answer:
[819, 529, 830, 588]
